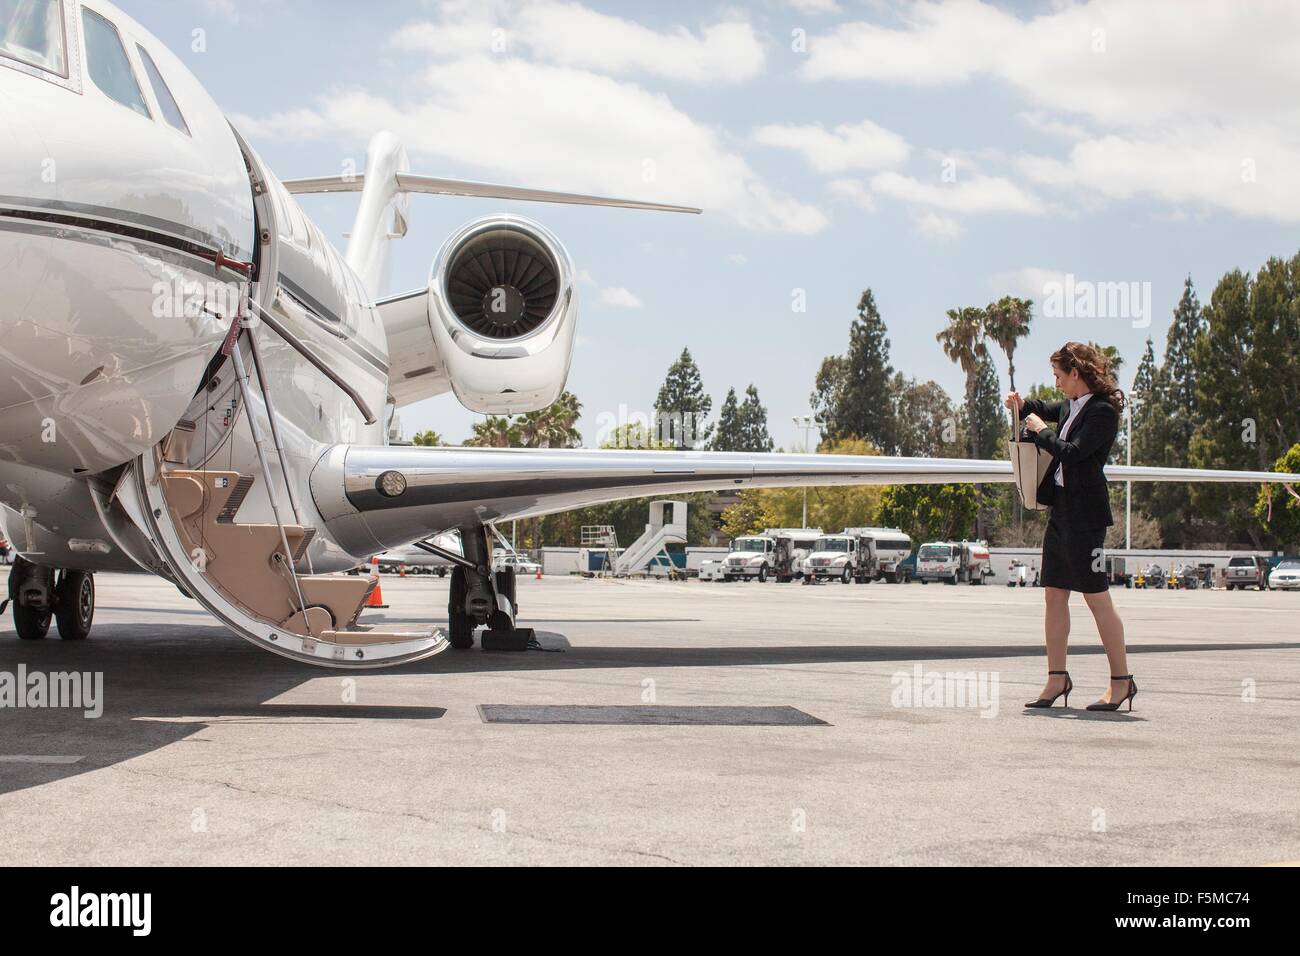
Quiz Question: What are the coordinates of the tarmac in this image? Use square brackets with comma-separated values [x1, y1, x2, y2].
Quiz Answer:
[1, 569, 1297, 865]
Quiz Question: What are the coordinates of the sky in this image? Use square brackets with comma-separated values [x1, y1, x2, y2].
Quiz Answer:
[118, 0, 1300, 451]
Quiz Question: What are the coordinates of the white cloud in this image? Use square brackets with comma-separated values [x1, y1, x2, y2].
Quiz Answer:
[802, 0, 1300, 126]
[598, 287, 643, 309]
[802, 0, 1300, 222]
[395, 2, 765, 84]
[783, 0, 843, 15]
[203, 0, 242, 23]
[870, 170, 1045, 216]
[237, 59, 827, 235]
[913, 211, 964, 242]
[990, 267, 1070, 302]
[827, 178, 876, 212]
[1017, 112, 1089, 142]
[1017, 126, 1300, 222]
[726, 253, 748, 265]
[238, 2, 826, 236]
[751, 118, 910, 173]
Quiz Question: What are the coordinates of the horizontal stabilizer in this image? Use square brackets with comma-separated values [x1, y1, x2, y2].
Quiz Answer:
[283, 172, 701, 214]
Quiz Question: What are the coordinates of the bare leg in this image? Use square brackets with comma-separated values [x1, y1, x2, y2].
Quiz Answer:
[1038, 586, 1071, 698]
[1082, 589, 1128, 703]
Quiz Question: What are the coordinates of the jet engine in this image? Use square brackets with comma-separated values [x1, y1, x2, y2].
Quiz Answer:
[426, 215, 577, 415]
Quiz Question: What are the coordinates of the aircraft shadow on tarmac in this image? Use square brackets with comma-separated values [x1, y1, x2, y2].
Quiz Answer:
[0, 619, 1293, 796]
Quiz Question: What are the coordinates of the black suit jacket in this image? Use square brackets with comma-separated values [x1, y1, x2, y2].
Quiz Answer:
[1021, 396, 1119, 529]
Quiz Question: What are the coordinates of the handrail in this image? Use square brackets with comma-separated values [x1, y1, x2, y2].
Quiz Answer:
[247, 298, 378, 425]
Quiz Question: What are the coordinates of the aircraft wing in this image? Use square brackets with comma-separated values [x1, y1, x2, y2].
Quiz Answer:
[309, 445, 1300, 555]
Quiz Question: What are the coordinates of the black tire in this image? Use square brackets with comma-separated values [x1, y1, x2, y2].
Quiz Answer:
[757, 565, 768, 583]
[447, 566, 474, 649]
[14, 603, 51, 640]
[489, 567, 517, 630]
[54, 570, 94, 641]
[840, 567, 852, 584]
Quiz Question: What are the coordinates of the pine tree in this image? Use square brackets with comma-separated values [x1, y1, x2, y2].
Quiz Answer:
[739, 385, 775, 452]
[813, 290, 898, 451]
[710, 387, 744, 451]
[1138, 278, 1204, 545]
[654, 348, 713, 449]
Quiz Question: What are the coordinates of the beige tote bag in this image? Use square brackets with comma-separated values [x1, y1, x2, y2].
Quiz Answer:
[1008, 411, 1053, 511]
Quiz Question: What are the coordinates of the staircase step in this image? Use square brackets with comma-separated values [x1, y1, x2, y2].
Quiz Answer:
[216, 475, 255, 523]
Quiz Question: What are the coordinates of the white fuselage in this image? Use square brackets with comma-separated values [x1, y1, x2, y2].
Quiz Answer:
[0, 0, 388, 574]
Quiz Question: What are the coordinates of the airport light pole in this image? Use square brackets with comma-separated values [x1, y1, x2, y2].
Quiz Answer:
[793, 414, 821, 528]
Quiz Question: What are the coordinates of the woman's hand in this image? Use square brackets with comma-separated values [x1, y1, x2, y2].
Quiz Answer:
[1023, 413, 1046, 433]
[1004, 391, 1023, 413]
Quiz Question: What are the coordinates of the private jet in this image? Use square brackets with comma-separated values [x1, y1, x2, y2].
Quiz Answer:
[1, 0, 1294, 668]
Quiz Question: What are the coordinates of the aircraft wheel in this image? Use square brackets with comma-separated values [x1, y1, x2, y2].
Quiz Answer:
[491, 567, 518, 629]
[14, 604, 51, 640]
[447, 566, 475, 649]
[55, 570, 94, 641]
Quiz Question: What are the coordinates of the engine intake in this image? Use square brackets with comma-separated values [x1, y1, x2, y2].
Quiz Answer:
[428, 216, 577, 415]
[446, 228, 559, 340]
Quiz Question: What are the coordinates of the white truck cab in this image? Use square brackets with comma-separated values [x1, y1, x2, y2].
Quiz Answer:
[722, 535, 775, 582]
[918, 540, 992, 585]
[805, 532, 865, 584]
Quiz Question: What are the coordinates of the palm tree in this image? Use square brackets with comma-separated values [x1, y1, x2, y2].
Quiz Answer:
[983, 296, 1033, 393]
[411, 430, 444, 447]
[464, 416, 518, 448]
[516, 391, 582, 449]
[936, 307, 989, 459]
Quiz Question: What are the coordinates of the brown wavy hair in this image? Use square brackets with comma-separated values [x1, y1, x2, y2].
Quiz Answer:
[1050, 341, 1126, 412]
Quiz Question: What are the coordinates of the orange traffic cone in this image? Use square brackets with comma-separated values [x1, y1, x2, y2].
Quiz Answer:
[535, 564, 543, 580]
[366, 555, 388, 608]
[399, 562, 406, 578]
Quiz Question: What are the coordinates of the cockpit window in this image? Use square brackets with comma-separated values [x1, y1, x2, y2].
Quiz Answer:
[0, 0, 66, 76]
[136, 44, 189, 134]
[82, 8, 149, 117]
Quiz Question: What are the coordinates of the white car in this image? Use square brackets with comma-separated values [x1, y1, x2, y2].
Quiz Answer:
[495, 554, 542, 575]
[1268, 560, 1300, 590]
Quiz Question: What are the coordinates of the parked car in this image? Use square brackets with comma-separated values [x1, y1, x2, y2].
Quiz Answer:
[1267, 559, 1300, 590]
[1225, 555, 1269, 590]
[494, 553, 541, 575]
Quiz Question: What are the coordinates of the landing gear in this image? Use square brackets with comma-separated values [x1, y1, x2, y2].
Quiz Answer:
[7, 557, 94, 641]
[447, 566, 475, 649]
[447, 525, 531, 650]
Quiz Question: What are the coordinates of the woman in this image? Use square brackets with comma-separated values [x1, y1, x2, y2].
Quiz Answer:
[1004, 342, 1136, 712]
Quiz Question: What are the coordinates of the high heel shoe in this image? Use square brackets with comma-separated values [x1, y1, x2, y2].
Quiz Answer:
[1086, 675, 1137, 712]
[1024, 670, 1072, 708]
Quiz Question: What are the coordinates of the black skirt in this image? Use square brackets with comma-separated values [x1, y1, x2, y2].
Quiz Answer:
[1040, 502, 1109, 593]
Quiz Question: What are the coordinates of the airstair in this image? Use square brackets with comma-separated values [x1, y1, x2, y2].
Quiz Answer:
[612, 500, 687, 577]
[113, 311, 446, 668]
